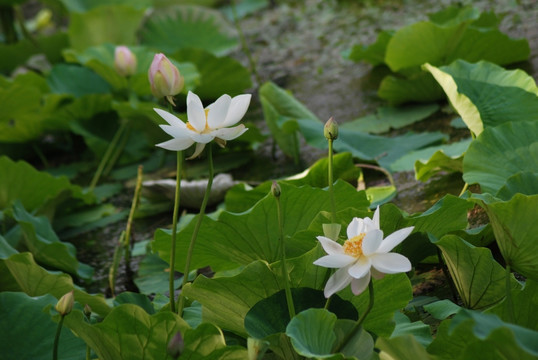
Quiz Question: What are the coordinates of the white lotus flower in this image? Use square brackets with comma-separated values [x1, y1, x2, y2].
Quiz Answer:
[155, 91, 250, 159]
[314, 207, 413, 297]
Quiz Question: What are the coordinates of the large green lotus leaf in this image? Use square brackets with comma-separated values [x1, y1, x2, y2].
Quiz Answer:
[182, 323, 248, 359]
[427, 5, 481, 26]
[0, 292, 86, 360]
[0, 32, 68, 73]
[134, 253, 183, 296]
[377, 335, 433, 360]
[68, 5, 146, 51]
[224, 152, 361, 213]
[341, 103, 439, 134]
[285, 308, 374, 360]
[244, 288, 357, 340]
[341, 273, 413, 337]
[298, 118, 447, 170]
[0, 156, 93, 213]
[153, 181, 369, 272]
[378, 72, 446, 105]
[47, 63, 111, 97]
[433, 235, 520, 310]
[63, 304, 189, 360]
[385, 22, 529, 72]
[424, 61, 538, 135]
[60, 0, 152, 12]
[172, 48, 251, 99]
[344, 30, 394, 66]
[181, 260, 281, 337]
[220, 0, 269, 20]
[11, 201, 93, 279]
[428, 309, 538, 359]
[0, 234, 17, 258]
[412, 139, 471, 180]
[496, 172, 538, 201]
[259, 81, 447, 166]
[391, 312, 432, 347]
[0, 81, 45, 142]
[462, 121, 538, 195]
[473, 193, 538, 280]
[390, 138, 471, 174]
[487, 279, 538, 331]
[140, 5, 238, 56]
[0, 252, 110, 316]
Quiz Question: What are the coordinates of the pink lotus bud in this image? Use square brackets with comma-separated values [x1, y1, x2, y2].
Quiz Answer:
[114, 46, 137, 77]
[148, 53, 184, 103]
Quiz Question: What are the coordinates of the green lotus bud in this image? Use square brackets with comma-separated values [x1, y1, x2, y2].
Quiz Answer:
[83, 304, 92, 318]
[167, 331, 184, 359]
[55, 291, 74, 316]
[148, 53, 184, 104]
[324, 117, 338, 140]
[271, 181, 281, 198]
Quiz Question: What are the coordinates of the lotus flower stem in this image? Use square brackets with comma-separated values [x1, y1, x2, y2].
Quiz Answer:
[52, 315, 65, 360]
[334, 279, 374, 353]
[169, 151, 183, 314]
[274, 182, 296, 319]
[505, 264, 515, 323]
[458, 182, 469, 197]
[124, 165, 143, 267]
[89, 120, 128, 190]
[177, 144, 214, 315]
[328, 138, 337, 223]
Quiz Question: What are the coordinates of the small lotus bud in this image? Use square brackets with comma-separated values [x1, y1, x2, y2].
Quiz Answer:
[83, 304, 92, 318]
[55, 291, 74, 316]
[35, 9, 52, 31]
[271, 181, 281, 198]
[167, 331, 184, 359]
[114, 46, 137, 77]
[324, 117, 338, 140]
[148, 53, 184, 104]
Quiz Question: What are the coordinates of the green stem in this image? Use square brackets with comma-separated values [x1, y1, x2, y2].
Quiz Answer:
[334, 279, 374, 353]
[103, 125, 131, 176]
[355, 163, 395, 187]
[505, 264, 515, 323]
[328, 138, 336, 223]
[276, 186, 295, 319]
[14, 5, 38, 47]
[169, 151, 183, 313]
[86, 346, 91, 360]
[177, 144, 214, 315]
[124, 165, 143, 267]
[52, 315, 65, 360]
[89, 121, 128, 190]
[458, 182, 469, 197]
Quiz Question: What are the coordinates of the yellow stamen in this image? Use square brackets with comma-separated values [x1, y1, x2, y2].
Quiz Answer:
[343, 233, 366, 258]
[186, 108, 211, 132]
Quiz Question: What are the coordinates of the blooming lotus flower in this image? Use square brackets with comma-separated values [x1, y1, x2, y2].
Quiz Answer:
[314, 207, 413, 297]
[155, 91, 250, 159]
[148, 53, 184, 104]
[114, 46, 137, 77]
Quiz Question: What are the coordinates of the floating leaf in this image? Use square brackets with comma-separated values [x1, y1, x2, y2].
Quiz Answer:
[424, 299, 462, 320]
[391, 312, 433, 347]
[134, 253, 183, 296]
[463, 121, 538, 195]
[433, 234, 520, 310]
[0, 292, 86, 360]
[140, 5, 238, 56]
[424, 60, 538, 135]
